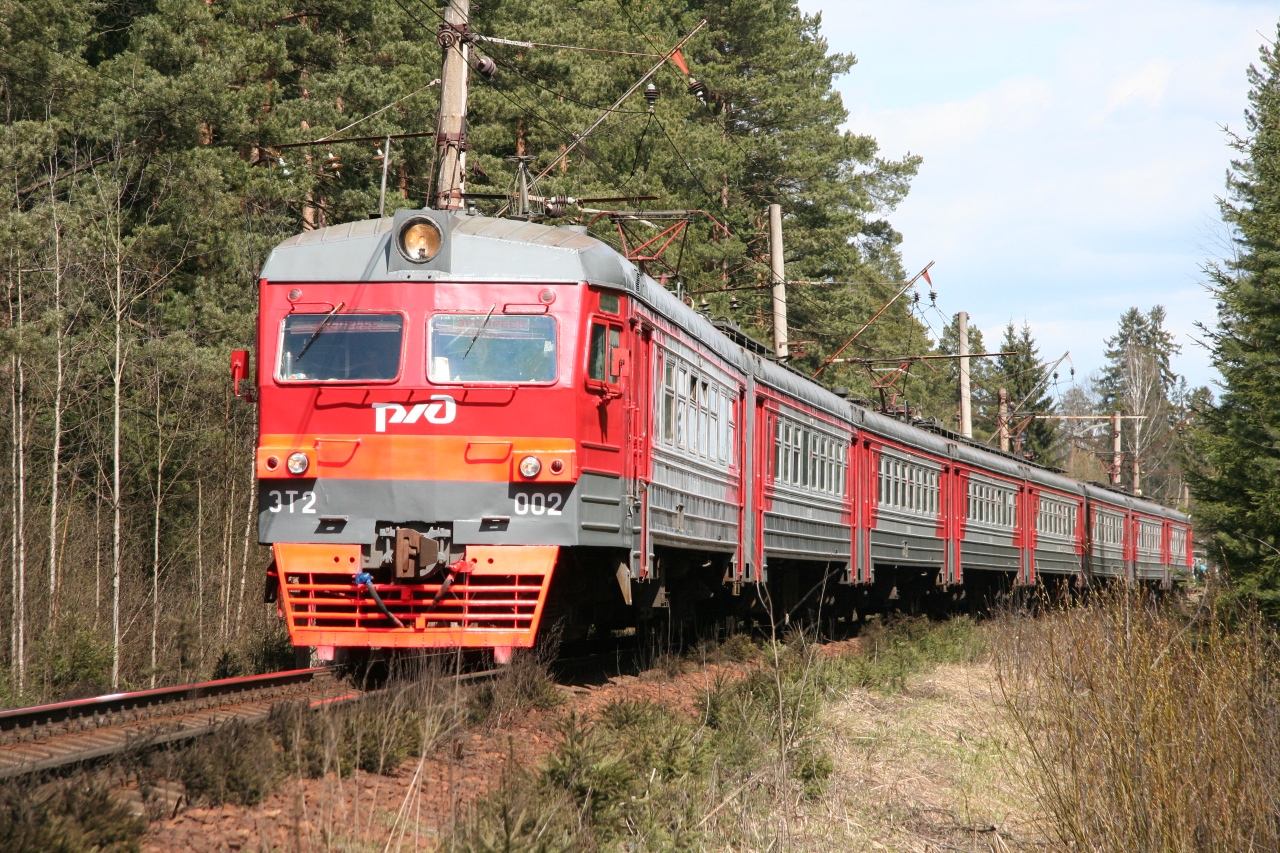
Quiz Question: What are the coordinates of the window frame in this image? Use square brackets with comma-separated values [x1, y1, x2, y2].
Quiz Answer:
[275, 309, 408, 385]
[966, 476, 1017, 530]
[876, 451, 938, 516]
[585, 315, 624, 392]
[426, 310, 560, 386]
[655, 349, 735, 467]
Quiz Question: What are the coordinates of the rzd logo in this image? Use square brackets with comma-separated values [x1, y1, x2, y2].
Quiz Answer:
[373, 396, 456, 432]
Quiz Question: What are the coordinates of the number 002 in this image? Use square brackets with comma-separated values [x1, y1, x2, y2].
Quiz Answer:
[513, 492, 563, 516]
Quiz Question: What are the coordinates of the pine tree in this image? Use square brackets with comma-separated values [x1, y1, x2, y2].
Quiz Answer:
[0, 0, 932, 696]
[1097, 306, 1185, 501]
[1189, 23, 1280, 612]
[995, 321, 1058, 465]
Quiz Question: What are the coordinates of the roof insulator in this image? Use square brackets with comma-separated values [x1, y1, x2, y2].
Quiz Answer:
[644, 82, 659, 113]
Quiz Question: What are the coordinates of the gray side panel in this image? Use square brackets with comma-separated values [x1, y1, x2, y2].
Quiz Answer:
[1034, 537, 1081, 575]
[575, 472, 629, 547]
[648, 454, 739, 553]
[960, 527, 1020, 573]
[1134, 553, 1165, 580]
[870, 511, 943, 567]
[1090, 544, 1126, 577]
[763, 492, 851, 561]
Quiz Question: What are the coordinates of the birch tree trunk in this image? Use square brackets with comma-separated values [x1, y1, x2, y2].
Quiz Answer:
[110, 203, 124, 691]
[94, 490, 101, 627]
[235, 456, 254, 637]
[9, 355, 16, 684]
[14, 272, 27, 697]
[221, 478, 235, 643]
[150, 374, 163, 688]
[47, 170, 65, 624]
[197, 478, 204, 666]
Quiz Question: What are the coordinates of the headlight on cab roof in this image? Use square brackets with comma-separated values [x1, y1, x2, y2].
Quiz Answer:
[518, 455, 542, 479]
[287, 452, 310, 475]
[397, 216, 443, 263]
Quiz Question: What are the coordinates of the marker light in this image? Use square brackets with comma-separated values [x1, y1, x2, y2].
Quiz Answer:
[397, 217, 443, 263]
[287, 452, 310, 475]
[518, 456, 542, 479]
[549, 459, 564, 474]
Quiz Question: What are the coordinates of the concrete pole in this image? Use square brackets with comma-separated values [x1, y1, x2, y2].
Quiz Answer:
[768, 204, 789, 359]
[998, 388, 1010, 453]
[1132, 452, 1141, 496]
[957, 311, 972, 438]
[1111, 411, 1122, 487]
[434, 0, 470, 210]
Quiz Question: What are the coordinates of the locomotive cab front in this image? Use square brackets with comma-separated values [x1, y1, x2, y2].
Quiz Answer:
[252, 210, 634, 662]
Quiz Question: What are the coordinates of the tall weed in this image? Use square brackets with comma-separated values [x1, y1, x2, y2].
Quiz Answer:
[995, 589, 1280, 852]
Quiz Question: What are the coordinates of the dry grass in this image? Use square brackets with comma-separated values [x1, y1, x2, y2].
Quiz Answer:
[792, 660, 1043, 852]
[994, 588, 1280, 853]
[467, 638, 564, 727]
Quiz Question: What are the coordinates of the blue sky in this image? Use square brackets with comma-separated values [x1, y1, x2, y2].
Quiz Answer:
[797, 0, 1278, 393]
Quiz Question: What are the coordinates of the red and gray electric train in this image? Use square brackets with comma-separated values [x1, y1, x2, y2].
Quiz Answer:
[239, 209, 1193, 662]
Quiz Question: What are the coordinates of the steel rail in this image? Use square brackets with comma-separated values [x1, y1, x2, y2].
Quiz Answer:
[0, 663, 507, 781]
[0, 667, 355, 780]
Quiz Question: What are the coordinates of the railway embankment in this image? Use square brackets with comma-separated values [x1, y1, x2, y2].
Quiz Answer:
[4, 589, 1278, 852]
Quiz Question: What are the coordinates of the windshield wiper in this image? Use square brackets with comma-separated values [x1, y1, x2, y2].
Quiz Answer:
[462, 304, 496, 359]
[296, 301, 346, 361]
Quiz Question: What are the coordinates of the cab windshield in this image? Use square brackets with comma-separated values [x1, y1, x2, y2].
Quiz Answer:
[277, 313, 403, 381]
[428, 313, 557, 383]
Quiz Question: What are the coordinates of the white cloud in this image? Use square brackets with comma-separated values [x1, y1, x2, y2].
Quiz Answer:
[800, 0, 1276, 389]
[1096, 59, 1173, 120]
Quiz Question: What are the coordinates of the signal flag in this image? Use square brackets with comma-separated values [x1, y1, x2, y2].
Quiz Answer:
[670, 49, 690, 75]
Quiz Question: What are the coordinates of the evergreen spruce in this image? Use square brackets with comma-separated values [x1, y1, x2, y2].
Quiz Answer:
[1097, 306, 1186, 502]
[1189, 25, 1280, 612]
[995, 321, 1058, 465]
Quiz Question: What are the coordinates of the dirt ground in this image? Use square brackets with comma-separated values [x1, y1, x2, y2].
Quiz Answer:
[140, 656, 756, 853]
[793, 662, 1044, 852]
[139, 647, 1042, 852]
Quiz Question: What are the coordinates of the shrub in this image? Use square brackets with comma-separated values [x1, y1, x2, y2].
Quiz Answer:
[835, 615, 985, 691]
[180, 721, 278, 806]
[0, 780, 145, 853]
[273, 661, 453, 777]
[995, 589, 1280, 852]
[468, 643, 563, 726]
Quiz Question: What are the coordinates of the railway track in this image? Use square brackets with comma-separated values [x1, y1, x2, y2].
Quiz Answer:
[0, 637, 664, 782]
[0, 667, 362, 780]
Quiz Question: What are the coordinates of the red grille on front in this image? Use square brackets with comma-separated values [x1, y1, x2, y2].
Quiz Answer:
[281, 572, 544, 632]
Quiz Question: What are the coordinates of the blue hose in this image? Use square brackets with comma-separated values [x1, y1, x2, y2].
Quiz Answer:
[353, 572, 405, 628]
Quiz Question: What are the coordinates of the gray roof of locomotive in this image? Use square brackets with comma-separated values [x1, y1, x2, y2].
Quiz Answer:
[259, 210, 1188, 525]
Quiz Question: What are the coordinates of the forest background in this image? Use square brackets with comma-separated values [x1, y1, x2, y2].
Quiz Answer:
[0, 0, 1205, 704]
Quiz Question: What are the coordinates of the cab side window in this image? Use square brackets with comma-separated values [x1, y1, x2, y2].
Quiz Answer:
[588, 321, 622, 384]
